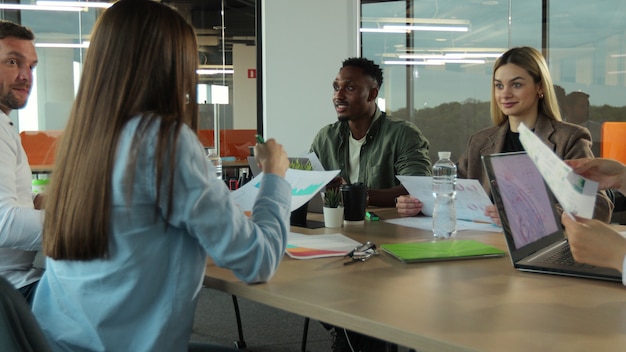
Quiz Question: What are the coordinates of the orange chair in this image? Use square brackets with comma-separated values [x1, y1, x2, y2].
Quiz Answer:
[19, 130, 63, 171]
[197, 129, 256, 160]
[601, 122, 626, 163]
[601, 122, 626, 223]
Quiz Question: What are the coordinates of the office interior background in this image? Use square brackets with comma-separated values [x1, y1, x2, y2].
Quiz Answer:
[4, 0, 626, 161]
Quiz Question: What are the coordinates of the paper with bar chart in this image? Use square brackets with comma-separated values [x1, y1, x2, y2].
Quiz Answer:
[518, 122, 597, 219]
[231, 168, 339, 213]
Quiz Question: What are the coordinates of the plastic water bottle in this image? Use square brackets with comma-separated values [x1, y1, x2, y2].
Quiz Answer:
[206, 148, 223, 180]
[432, 151, 457, 240]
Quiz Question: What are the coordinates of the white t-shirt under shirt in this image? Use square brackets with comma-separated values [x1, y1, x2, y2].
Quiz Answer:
[347, 113, 381, 183]
[348, 135, 366, 183]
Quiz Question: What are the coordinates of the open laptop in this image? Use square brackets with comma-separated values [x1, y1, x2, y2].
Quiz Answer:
[481, 151, 622, 282]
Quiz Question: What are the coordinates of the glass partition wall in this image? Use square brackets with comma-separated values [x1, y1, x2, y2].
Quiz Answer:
[6, 0, 626, 162]
[1, 0, 254, 160]
[361, 0, 626, 159]
[0, 2, 99, 132]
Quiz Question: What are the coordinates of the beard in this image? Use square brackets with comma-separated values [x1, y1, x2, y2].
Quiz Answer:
[0, 90, 27, 110]
[338, 116, 349, 122]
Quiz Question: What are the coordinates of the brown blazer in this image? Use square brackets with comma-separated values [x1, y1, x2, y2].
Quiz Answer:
[456, 113, 613, 222]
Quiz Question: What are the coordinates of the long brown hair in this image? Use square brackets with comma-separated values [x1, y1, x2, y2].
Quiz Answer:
[44, 0, 199, 260]
[490, 46, 562, 126]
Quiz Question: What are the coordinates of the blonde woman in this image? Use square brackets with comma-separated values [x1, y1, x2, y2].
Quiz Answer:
[32, 1, 290, 351]
[396, 47, 612, 223]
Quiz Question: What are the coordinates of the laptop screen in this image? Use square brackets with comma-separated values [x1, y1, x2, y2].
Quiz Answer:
[482, 152, 564, 259]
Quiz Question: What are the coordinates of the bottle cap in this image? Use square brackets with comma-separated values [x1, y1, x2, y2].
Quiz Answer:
[438, 151, 451, 159]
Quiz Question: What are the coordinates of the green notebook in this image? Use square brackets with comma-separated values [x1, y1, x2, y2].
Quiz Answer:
[381, 239, 505, 263]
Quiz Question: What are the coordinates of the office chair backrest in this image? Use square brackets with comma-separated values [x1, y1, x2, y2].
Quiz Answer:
[19, 130, 63, 167]
[601, 122, 626, 164]
[0, 277, 52, 352]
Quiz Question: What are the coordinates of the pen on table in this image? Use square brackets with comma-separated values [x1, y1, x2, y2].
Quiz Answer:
[256, 134, 265, 144]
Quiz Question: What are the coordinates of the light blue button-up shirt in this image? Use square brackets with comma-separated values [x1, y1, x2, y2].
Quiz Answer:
[33, 116, 291, 352]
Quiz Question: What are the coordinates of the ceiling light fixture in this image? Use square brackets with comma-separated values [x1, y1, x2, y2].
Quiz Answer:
[0, 4, 85, 12]
[36, 1, 111, 9]
[360, 28, 409, 34]
[444, 52, 502, 59]
[428, 59, 486, 64]
[362, 17, 471, 33]
[385, 58, 486, 66]
[384, 60, 444, 66]
[35, 42, 90, 48]
[399, 53, 501, 60]
[197, 69, 234, 75]
[384, 24, 469, 32]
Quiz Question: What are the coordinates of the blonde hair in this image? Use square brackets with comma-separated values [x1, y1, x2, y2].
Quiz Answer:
[44, 0, 199, 260]
[490, 46, 562, 126]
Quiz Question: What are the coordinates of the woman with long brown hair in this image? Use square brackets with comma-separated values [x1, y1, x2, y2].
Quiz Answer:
[32, 1, 290, 351]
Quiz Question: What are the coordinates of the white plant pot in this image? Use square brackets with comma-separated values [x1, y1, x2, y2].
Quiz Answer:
[323, 206, 344, 228]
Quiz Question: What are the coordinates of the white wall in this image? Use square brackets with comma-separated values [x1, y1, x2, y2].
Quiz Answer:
[262, 0, 358, 156]
[233, 44, 256, 129]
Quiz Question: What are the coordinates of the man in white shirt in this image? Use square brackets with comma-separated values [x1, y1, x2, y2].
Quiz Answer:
[0, 20, 43, 304]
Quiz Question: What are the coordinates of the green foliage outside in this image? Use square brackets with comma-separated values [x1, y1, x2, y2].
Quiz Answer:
[390, 99, 491, 163]
[388, 99, 624, 162]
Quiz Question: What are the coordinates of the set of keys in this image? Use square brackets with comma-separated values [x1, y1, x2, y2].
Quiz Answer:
[344, 241, 378, 265]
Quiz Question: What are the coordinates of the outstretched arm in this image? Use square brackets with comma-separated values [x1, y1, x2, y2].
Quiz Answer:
[565, 158, 626, 195]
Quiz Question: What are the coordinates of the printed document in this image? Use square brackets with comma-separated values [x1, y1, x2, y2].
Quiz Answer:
[232, 169, 339, 213]
[286, 232, 361, 259]
[518, 123, 597, 219]
[396, 175, 493, 223]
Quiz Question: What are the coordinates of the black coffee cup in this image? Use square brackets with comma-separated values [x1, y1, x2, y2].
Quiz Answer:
[340, 183, 368, 222]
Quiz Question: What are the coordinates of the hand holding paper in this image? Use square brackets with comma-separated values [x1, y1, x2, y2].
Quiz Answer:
[518, 123, 598, 219]
[565, 158, 626, 194]
[396, 175, 493, 223]
[232, 169, 339, 213]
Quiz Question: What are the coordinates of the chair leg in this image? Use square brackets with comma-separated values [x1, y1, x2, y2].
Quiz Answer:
[231, 295, 247, 350]
[301, 317, 310, 352]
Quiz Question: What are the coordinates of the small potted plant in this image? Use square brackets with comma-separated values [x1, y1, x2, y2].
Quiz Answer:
[289, 158, 314, 226]
[322, 187, 342, 208]
[322, 187, 343, 228]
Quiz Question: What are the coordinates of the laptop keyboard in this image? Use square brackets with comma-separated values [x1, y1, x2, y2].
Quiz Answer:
[538, 245, 596, 268]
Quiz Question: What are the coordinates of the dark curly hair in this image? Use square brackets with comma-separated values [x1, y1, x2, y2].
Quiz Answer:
[342, 57, 383, 88]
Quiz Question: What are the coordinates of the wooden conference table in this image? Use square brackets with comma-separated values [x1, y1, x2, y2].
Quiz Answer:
[203, 208, 626, 351]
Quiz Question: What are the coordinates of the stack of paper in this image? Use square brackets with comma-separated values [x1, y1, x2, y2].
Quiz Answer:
[286, 232, 360, 259]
